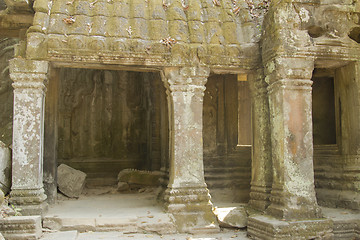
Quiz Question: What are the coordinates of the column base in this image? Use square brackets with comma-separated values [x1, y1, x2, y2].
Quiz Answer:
[247, 215, 334, 240]
[164, 186, 219, 233]
[249, 185, 272, 211]
[156, 168, 169, 203]
[44, 181, 57, 204]
[266, 187, 322, 220]
[10, 188, 48, 216]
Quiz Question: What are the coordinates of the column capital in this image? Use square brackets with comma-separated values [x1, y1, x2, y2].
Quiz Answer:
[162, 67, 210, 92]
[10, 59, 48, 74]
[10, 59, 48, 90]
[267, 79, 313, 94]
[248, 69, 269, 97]
[264, 57, 314, 84]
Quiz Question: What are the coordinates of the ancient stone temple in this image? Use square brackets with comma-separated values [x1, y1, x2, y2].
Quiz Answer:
[0, 0, 359, 238]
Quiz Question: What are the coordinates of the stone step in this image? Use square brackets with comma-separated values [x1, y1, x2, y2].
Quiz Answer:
[43, 214, 177, 235]
[41, 231, 78, 240]
[0, 216, 42, 240]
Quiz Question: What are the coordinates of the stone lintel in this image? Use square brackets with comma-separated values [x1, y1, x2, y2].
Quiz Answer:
[247, 215, 333, 240]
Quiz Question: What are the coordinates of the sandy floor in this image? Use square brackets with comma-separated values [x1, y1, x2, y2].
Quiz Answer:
[42, 187, 251, 239]
[46, 188, 164, 219]
[42, 187, 360, 240]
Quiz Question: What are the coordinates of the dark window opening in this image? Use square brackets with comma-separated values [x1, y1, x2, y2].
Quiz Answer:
[312, 72, 337, 145]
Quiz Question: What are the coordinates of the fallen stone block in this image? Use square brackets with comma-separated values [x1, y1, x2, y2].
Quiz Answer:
[214, 206, 247, 228]
[0, 216, 42, 240]
[0, 141, 11, 194]
[0, 232, 4, 240]
[57, 164, 86, 198]
[137, 214, 177, 235]
[117, 169, 162, 190]
[43, 217, 96, 232]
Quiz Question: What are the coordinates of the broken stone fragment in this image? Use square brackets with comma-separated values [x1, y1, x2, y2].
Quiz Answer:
[0, 141, 11, 194]
[0, 232, 4, 240]
[213, 206, 247, 228]
[117, 182, 130, 192]
[57, 164, 86, 198]
[117, 169, 162, 189]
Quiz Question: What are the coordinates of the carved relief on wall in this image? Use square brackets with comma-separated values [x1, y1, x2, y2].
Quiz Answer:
[58, 69, 149, 160]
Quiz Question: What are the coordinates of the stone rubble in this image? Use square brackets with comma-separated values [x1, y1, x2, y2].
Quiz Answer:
[214, 206, 247, 229]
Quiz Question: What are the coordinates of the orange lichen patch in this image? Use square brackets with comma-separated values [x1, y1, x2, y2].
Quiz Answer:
[161, 37, 177, 49]
[233, 6, 241, 15]
[63, 16, 75, 24]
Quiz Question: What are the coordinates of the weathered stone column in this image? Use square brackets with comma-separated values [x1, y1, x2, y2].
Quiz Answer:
[266, 57, 321, 220]
[43, 68, 59, 204]
[161, 67, 218, 233]
[9, 59, 48, 216]
[248, 69, 273, 211]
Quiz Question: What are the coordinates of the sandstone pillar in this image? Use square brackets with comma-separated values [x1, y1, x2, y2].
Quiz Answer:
[266, 58, 321, 220]
[43, 68, 59, 204]
[248, 69, 272, 211]
[161, 67, 218, 233]
[9, 59, 48, 215]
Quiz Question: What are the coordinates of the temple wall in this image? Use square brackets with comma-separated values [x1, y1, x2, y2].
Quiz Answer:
[57, 69, 164, 186]
[203, 75, 251, 203]
[314, 63, 360, 210]
[56, 71, 252, 197]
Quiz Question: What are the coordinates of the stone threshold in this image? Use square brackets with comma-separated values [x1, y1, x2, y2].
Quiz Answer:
[43, 214, 177, 235]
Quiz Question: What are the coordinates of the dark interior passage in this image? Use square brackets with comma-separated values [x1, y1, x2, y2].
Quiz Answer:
[203, 74, 252, 203]
[312, 71, 336, 145]
[57, 69, 167, 187]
